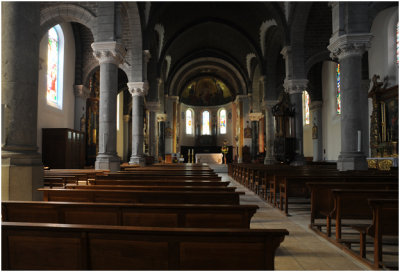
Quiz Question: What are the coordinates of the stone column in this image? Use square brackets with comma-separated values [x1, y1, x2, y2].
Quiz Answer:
[249, 112, 263, 161]
[262, 100, 278, 164]
[283, 79, 308, 166]
[92, 41, 126, 172]
[328, 34, 372, 171]
[157, 113, 167, 161]
[74, 85, 90, 131]
[2, 2, 43, 200]
[146, 101, 160, 158]
[123, 115, 130, 162]
[128, 82, 149, 165]
[310, 101, 323, 161]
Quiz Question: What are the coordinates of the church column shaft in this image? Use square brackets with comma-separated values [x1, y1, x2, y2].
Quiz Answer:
[128, 82, 148, 165]
[157, 114, 167, 160]
[92, 41, 126, 171]
[311, 101, 323, 161]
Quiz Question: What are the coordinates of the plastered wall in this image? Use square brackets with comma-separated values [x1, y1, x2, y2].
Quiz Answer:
[37, 23, 76, 153]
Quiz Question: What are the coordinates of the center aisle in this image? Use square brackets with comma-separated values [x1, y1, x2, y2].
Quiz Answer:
[220, 173, 371, 271]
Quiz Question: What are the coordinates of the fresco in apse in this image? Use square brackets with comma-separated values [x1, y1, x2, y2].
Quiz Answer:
[180, 77, 234, 106]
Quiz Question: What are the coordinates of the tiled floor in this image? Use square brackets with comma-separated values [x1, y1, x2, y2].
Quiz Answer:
[220, 173, 372, 271]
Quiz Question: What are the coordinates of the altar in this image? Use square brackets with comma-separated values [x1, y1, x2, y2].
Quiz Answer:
[195, 153, 223, 164]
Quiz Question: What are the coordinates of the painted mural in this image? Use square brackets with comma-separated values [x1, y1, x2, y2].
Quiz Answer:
[180, 77, 234, 106]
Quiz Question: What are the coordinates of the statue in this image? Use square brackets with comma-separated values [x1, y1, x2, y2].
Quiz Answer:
[80, 114, 85, 132]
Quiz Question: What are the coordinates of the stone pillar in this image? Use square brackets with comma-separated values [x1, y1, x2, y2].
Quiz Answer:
[128, 82, 149, 165]
[328, 34, 372, 171]
[249, 112, 263, 161]
[74, 85, 90, 131]
[262, 100, 278, 164]
[283, 79, 308, 166]
[92, 41, 126, 172]
[157, 113, 167, 161]
[310, 101, 323, 161]
[123, 115, 130, 162]
[2, 2, 43, 200]
[146, 101, 160, 158]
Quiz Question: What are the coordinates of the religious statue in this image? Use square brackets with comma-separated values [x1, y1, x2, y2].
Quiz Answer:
[312, 123, 318, 139]
[80, 114, 85, 132]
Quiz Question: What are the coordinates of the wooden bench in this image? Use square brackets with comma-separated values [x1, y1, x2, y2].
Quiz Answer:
[2, 201, 258, 228]
[64, 184, 238, 192]
[306, 181, 398, 236]
[38, 188, 241, 205]
[2, 222, 288, 270]
[98, 173, 222, 181]
[89, 179, 230, 187]
[352, 199, 398, 269]
[331, 189, 398, 241]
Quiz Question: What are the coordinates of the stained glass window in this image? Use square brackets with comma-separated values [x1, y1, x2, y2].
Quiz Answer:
[186, 109, 193, 134]
[202, 111, 210, 135]
[47, 25, 63, 109]
[219, 109, 226, 134]
[336, 63, 341, 114]
[302, 91, 310, 125]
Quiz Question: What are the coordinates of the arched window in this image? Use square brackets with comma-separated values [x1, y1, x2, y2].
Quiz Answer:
[186, 109, 193, 135]
[202, 111, 210, 135]
[47, 25, 64, 109]
[336, 63, 341, 114]
[302, 91, 310, 125]
[219, 109, 227, 134]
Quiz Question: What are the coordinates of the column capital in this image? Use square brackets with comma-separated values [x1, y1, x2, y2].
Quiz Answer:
[157, 113, 167, 122]
[146, 101, 161, 112]
[249, 112, 264, 122]
[310, 100, 323, 111]
[128, 81, 149, 97]
[73, 85, 90, 99]
[91, 41, 127, 65]
[144, 50, 151, 63]
[280, 46, 292, 59]
[283, 79, 308, 94]
[259, 75, 267, 83]
[156, 78, 163, 85]
[123, 114, 131, 123]
[328, 33, 373, 60]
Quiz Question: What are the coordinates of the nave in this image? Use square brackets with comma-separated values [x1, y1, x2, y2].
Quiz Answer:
[223, 173, 371, 271]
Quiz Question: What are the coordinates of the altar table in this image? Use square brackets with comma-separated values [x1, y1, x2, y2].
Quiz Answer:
[195, 153, 223, 164]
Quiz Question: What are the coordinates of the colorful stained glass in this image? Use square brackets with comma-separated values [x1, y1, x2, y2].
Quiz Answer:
[202, 111, 210, 135]
[302, 91, 310, 125]
[47, 27, 59, 105]
[219, 109, 226, 134]
[186, 109, 193, 134]
[336, 63, 341, 114]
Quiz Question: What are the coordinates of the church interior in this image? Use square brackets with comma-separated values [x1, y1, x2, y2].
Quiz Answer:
[1, 1, 399, 270]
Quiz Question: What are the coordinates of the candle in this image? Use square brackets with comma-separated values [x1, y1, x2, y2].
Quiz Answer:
[357, 130, 361, 152]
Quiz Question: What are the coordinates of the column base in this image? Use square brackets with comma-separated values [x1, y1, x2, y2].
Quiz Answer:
[129, 155, 146, 166]
[2, 152, 43, 201]
[337, 152, 368, 171]
[290, 154, 306, 166]
[95, 154, 121, 172]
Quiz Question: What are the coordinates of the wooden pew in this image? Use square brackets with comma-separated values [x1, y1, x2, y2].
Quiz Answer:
[2, 201, 258, 228]
[307, 181, 398, 236]
[64, 184, 238, 192]
[352, 199, 398, 269]
[2, 222, 288, 270]
[98, 173, 222, 181]
[38, 188, 241, 205]
[89, 179, 230, 187]
[331, 189, 398, 241]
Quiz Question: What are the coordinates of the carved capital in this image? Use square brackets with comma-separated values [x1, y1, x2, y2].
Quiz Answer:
[280, 46, 291, 59]
[284, 79, 308, 94]
[123, 115, 131, 123]
[249, 112, 264, 122]
[127, 81, 149, 97]
[144, 50, 151, 63]
[157, 113, 167, 122]
[73, 85, 90, 99]
[92, 41, 127, 65]
[328, 33, 373, 60]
